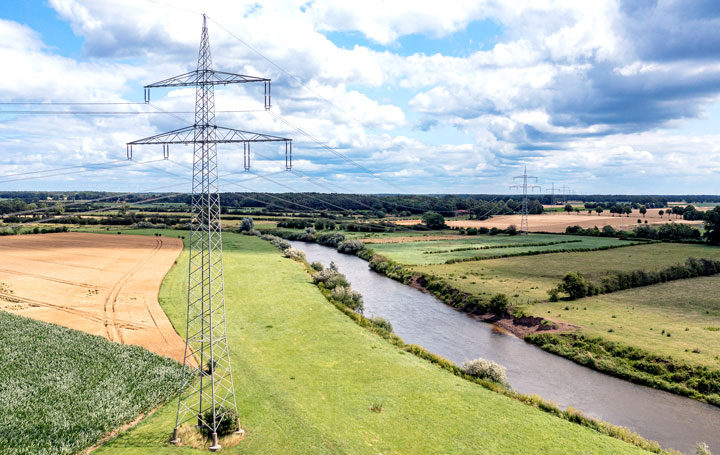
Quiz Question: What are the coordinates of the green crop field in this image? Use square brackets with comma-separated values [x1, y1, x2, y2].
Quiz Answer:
[528, 276, 720, 368]
[414, 242, 720, 303]
[94, 231, 650, 455]
[0, 311, 182, 455]
[367, 233, 637, 265]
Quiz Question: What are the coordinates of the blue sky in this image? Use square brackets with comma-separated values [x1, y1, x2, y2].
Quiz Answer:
[1, 0, 720, 195]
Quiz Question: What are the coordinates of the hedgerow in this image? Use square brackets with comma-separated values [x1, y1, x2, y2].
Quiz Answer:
[550, 257, 720, 300]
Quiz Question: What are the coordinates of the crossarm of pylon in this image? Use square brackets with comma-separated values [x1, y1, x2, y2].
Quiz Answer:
[127, 125, 291, 145]
[145, 70, 269, 88]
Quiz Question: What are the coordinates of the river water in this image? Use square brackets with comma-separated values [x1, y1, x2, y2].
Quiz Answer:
[290, 240, 720, 454]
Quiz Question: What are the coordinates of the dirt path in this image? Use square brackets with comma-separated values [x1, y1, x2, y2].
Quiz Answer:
[0, 232, 187, 362]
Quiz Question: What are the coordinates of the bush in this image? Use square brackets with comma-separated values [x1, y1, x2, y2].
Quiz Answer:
[488, 294, 510, 315]
[311, 261, 324, 271]
[199, 406, 238, 438]
[337, 239, 365, 254]
[489, 227, 500, 236]
[506, 225, 518, 236]
[312, 268, 349, 289]
[369, 316, 393, 332]
[696, 442, 712, 455]
[283, 247, 306, 261]
[331, 286, 364, 313]
[461, 358, 508, 386]
[238, 217, 254, 232]
[555, 272, 592, 299]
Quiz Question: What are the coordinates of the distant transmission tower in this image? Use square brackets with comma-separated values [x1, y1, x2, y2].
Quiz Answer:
[127, 15, 292, 451]
[510, 166, 540, 234]
[550, 182, 555, 206]
[558, 185, 570, 205]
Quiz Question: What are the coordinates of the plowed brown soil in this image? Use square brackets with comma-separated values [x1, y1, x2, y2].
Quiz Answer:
[0, 232, 186, 362]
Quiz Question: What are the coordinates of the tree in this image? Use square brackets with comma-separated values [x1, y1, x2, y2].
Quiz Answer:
[555, 272, 591, 299]
[596, 207, 604, 216]
[703, 206, 720, 245]
[658, 210, 664, 217]
[421, 211, 445, 230]
[564, 203, 573, 214]
[639, 205, 647, 217]
[623, 205, 632, 217]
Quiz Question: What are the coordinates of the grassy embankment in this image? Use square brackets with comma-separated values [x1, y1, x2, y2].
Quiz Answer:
[95, 230, 654, 454]
[0, 311, 182, 455]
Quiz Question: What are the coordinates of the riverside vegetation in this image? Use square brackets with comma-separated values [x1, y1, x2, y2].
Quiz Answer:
[262, 226, 720, 410]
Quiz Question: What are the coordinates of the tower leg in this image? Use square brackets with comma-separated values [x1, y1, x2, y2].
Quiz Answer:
[170, 427, 180, 445]
[209, 432, 222, 451]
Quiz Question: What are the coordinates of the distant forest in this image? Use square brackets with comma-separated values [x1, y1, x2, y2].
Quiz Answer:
[3, 191, 720, 218]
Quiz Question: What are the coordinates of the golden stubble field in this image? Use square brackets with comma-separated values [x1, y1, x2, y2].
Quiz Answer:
[0, 232, 187, 362]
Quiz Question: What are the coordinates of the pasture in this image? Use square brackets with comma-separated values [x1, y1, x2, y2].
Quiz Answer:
[94, 231, 650, 455]
[0, 311, 182, 455]
[528, 276, 720, 368]
[413, 242, 720, 303]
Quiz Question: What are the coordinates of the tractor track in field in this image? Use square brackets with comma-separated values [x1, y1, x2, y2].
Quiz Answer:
[103, 237, 164, 343]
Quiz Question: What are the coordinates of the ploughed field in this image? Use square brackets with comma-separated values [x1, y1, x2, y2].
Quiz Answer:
[0, 232, 186, 361]
[95, 231, 650, 455]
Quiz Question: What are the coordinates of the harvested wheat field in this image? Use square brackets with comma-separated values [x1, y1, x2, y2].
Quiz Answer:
[0, 232, 186, 362]
[396, 209, 703, 233]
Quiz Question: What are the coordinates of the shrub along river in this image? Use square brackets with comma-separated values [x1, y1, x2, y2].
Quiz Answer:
[290, 240, 720, 454]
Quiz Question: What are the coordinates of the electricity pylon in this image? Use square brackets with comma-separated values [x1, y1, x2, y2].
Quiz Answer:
[127, 15, 292, 451]
[510, 166, 540, 234]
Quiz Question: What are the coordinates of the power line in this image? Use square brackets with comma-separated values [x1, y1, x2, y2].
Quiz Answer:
[0, 158, 128, 179]
[0, 159, 165, 185]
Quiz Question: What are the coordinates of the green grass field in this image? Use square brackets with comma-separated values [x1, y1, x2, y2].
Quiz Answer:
[528, 276, 720, 368]
[0, 311, 182, 455]
[94, 231, 651, 454]
[414, 242, 720, 303]
[366, 234, 637, 265]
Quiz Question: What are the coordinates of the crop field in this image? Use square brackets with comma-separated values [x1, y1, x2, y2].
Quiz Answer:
[0, 232, 187, 361]
[0, 310, 182, 455]
[367, 233, 638, 265]
[392, 209, 703, 233]
[527, 276, 720, 368]
[413, 242, 720, 303]
[94, 231, 648, 455]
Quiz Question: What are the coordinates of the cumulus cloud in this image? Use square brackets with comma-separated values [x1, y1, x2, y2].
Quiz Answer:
[1, 0, 720, 193]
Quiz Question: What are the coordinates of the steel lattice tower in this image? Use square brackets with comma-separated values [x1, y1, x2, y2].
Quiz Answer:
[127, 15, 292, 451]
[510, 166, 540, 235]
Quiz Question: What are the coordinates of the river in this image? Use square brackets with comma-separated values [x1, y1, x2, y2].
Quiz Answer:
[290, 240, 720, 454]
